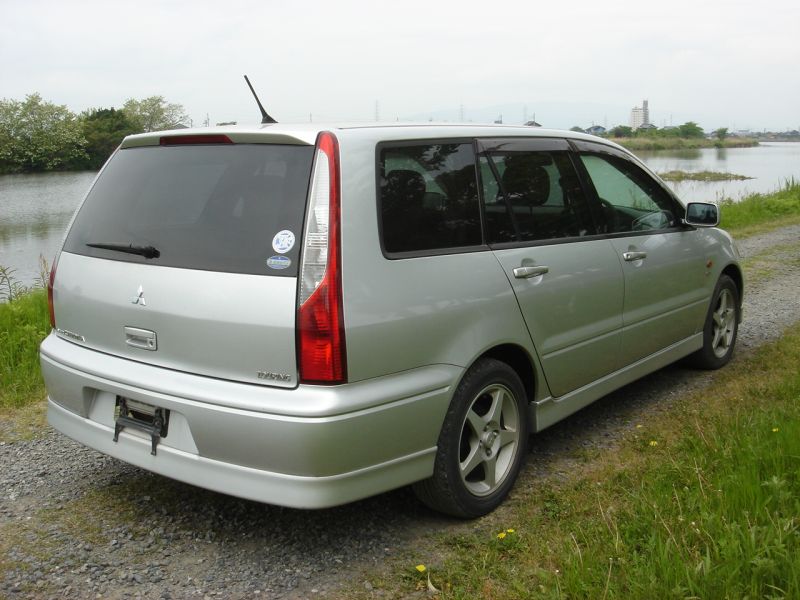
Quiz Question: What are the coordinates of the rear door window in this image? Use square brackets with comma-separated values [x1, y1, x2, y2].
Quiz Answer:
[378, 142, 482, 254]
[480, 144, 595, 243]
[63, 143, 314, 276]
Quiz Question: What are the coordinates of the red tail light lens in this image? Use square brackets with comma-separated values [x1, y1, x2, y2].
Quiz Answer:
[47, 253, 59, 328]
[297, 132, 347, 384]
[159, 134, 233, 145]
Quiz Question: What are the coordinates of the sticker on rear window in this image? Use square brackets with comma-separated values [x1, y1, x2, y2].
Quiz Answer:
[267, 255, 291, 270]
[272, 230, 295, 254]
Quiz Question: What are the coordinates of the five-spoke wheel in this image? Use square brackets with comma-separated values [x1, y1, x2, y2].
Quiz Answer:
[690, 274, 740, 369]
[413, 358, 528, 518]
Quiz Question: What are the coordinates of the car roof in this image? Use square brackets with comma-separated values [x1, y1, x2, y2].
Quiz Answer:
[121, 122, 626, 151]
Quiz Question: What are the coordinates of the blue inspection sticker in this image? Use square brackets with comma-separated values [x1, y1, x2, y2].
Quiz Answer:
[266, 255, 291, 270]
[272, 230, 295, 254]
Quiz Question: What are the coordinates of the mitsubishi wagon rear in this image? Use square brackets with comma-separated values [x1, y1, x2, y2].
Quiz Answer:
[41, 123, 742, 517]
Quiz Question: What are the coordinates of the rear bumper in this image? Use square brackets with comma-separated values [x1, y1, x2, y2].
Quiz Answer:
[40, 334, 458, 508]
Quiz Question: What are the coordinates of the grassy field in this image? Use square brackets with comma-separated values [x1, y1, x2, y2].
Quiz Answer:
[658, 170, 752, 182]
[614, 137, 759, 151]
[720, 180, 800, 237]
[359, 322, 800, 599]
[0, 289, 49, 410]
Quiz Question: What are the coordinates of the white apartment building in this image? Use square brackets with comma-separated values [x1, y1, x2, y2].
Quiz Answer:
[630, 99, 650, 130]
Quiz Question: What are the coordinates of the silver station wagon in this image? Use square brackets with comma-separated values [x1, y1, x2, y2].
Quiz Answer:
[41, 124, 742, 517]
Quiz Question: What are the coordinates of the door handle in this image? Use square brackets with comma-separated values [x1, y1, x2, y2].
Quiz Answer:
[513, 265, 549, 279]
[623, 251, 647, 262]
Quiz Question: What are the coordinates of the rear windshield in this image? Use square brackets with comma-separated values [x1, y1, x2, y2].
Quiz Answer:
[64, 143, 314, 276]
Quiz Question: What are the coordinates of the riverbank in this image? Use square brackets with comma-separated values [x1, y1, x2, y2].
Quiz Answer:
[720, 180, 800, 237]
[615, 137, 759, 151]
[659, 170, 753, 182]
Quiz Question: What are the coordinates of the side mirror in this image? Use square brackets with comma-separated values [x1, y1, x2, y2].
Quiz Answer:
[685, 202, 719, 227]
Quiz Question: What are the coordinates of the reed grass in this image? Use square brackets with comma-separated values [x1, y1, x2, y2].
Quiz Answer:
[0, 288, 50, 409]
[721, 178, 800, 237]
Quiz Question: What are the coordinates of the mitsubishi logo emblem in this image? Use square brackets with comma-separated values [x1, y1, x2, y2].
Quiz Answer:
[132, 285, 147, 306]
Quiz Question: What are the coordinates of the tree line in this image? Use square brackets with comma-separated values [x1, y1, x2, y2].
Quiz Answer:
[0, 93, 189, 173]
[571, 121, 729, 140]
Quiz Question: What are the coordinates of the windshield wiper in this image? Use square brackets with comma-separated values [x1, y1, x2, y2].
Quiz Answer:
[86, 243, 161, 259]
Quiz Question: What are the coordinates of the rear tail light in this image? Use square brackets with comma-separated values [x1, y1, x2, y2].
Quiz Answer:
[297, 132, 347, 384]
[47, 253, 60, 328]
[159, 134, 233, 145]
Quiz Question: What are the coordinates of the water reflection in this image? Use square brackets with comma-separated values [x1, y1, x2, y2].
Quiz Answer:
[639, 148, 702, 161]
[0, 171, 96, 285]
[638, 142, 800, 203]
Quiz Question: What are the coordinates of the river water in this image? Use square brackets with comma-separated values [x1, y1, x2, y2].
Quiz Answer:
[638, 142, 800, 203]
[1, 143, 799, 287]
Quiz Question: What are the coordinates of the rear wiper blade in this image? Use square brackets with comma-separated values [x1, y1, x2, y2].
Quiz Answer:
[86, 243, 161, 259]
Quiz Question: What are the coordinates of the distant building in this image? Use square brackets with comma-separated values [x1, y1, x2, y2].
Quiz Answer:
[524, 120, 541, 127]
[638, 123, 658, 131]
[630, 99, 650, 130]
[586, 125, 606, 136]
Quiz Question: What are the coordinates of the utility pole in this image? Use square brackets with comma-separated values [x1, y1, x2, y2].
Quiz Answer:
[459, 104, 464, 122]
[375, 100, 380, 122]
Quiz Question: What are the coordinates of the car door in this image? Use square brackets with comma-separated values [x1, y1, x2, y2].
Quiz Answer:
[478, 138, 625, 398]
[572, 140, 709, 366]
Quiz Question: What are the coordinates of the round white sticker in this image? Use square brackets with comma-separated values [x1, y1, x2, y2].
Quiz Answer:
[272, 230, 295, 254]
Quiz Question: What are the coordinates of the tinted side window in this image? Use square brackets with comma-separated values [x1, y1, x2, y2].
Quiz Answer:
[379, 143, 481, 254]
[481, 150, 595, 243]
[579, 154, 679, 233]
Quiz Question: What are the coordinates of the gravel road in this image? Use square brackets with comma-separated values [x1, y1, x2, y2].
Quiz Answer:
[2, 224, 799, 600]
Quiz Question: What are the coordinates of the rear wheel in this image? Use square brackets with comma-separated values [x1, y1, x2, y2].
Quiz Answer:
[689, 274, 739, 369]
[413, 358, 528, 518]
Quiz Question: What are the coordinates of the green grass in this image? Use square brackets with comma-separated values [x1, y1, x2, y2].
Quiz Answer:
[721, 180, 800, 238]
[359, 324, 800, 600]
[0, 289, 50, 409]
[658, 170, 752, 182]
[615, 137, 759, 151]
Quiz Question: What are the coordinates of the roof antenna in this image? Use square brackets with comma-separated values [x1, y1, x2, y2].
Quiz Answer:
[243, 75, 277, 124]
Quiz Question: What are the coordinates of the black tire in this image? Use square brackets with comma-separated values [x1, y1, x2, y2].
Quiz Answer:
[413, 358, 529, 518]
[688, 274, 740, 369]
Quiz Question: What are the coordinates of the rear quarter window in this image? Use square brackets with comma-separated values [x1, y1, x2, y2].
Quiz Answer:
[64, 143, 314, 276]
[378, 142, 482, 255]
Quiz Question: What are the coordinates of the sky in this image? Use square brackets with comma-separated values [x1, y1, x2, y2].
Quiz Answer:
[1, 0, 798, 132]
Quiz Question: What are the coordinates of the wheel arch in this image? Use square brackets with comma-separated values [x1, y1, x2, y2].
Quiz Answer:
[720, 263, 744, 321]
[474, 343, 538, 406]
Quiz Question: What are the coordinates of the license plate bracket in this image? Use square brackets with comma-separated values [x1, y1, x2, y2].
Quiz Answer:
[113, 396, 170, 455]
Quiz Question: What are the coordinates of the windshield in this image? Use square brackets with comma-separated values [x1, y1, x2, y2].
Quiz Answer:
[64, 143, 314, 276]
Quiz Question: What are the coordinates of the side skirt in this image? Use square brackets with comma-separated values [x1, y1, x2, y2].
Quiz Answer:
[532, 333, 703, 432]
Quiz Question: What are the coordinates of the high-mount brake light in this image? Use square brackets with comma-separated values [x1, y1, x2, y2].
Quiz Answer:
[159, 134, 233, 145]
[297, 131, 347, 384]
[47, 252, 60, 328]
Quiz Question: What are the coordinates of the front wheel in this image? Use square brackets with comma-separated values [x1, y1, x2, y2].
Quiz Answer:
[689, 274, 740, 369]
[413, 358, 529, 518]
